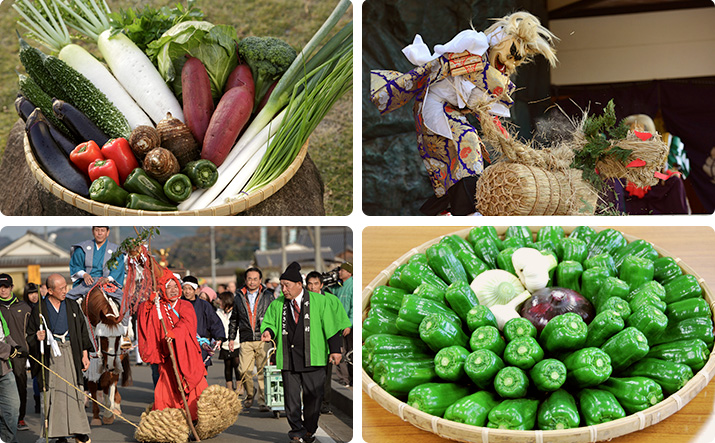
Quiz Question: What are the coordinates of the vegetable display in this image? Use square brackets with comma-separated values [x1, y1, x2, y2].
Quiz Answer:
[14, 0, 352, 213]
[363, 226, 714, 435]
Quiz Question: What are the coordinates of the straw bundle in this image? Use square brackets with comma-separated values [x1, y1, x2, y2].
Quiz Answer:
[195, 384, 242, 440]
[135, 408, 189, 443]
[475, 162, 596, 215]
[595, 130, 669, 187]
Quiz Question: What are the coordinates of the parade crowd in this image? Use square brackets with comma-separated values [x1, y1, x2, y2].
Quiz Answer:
[0, 227, 353, 443]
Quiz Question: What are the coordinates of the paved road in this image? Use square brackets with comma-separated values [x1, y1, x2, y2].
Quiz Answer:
[15, 359, 353, 443]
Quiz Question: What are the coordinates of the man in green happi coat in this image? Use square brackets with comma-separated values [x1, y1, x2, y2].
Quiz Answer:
[261, 262, 350, 443]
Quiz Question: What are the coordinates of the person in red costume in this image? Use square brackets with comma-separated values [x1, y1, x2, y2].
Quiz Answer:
[137, 268, 207, 421]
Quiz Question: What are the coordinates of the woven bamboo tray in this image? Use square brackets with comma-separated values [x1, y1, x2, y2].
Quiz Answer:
[23, 135, 308, 216]
[362, 227, 715, 443]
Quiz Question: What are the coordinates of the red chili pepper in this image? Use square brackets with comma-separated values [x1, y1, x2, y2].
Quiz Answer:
[88, 158, 120, 186]
[101, 138, 139, 185]
[69, 141, 104, 175]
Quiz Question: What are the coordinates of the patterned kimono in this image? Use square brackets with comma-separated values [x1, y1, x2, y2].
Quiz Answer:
[370, 32, 516, 198]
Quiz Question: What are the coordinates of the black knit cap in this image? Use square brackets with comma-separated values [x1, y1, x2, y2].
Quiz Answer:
[280, 261, 302, 283]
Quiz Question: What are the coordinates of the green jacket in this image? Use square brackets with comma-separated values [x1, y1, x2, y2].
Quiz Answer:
[331, 276, 353, 324]
[261, 290, 350, 370]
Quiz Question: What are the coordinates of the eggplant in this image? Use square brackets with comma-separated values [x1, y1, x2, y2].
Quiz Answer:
[25, 108, 90, 198]
[52, 99, 109, 146]
[17, 94, 77, 156]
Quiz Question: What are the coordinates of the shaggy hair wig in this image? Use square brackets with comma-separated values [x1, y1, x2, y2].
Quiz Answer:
[485, 11, 559, 68]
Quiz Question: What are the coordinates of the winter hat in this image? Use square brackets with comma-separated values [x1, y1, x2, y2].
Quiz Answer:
[280, 262, 302, 283]
[340, 262, 353, 274]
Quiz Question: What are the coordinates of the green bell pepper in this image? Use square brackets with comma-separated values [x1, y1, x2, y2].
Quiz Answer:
[600, 327, 649, 372]
[557, 237, 588, 264]
[663, 274, 703, 304]
[504, 226, 533, 244]
[529, 358, 567, 392]
[396, 294, 460, 336]
[649, 316, 714, 347]
[412, 282, 447, 305]
[629, 291, 667, 314]
[496, 247, 518, 275]
[464, 349, 504, 389]
[363, 334, 430, 364]
[399, 261, 449, 293]
[389, 264, 410, 291]
[125, 193, 177, 211]
[454, 248, 490, 281]
[584, 253, 617, 277]
[646, 338, 710, 372]
[587, 228, 627, 259]
[466, 305, 498, 332]
[620, 357, 694, 396]
[362, 308, 400, 340]
[487, 398, 539, 430]
[581, 267, 611, 302]
[600, 376, 664, 414]
[426, 242, 469, 286]
[555, 260, 583, 292]
[472, 236, 500, 269]
[434, 345, 471, 382]
[598, 296, 631, 320]
[182, 159, 218, 188]
[503, 337, 544, 370]
[407, 382, 470, 416]
[628, 280, 666, 302]
[419, 313, 469, 352]
[370, 286, 407, 313]
[123, 167, 170, 203]
[444, 281, 480, 323]
[468, 226, 503, 250]
[619, 255, 655, 291]
[576, 388, 626, 425]
[537, 226, 565, 244]
[626, 304, 669, 338]
[563, 347, 612, 387]
[444, 391, 500, 426]
[373, 357, 436, 396]
[494, 366, 529, 398]
[585, 309, 625, 348]
[569, 226, 598, 245]
[503, 317, 537, 342]
[441, 234, 476, 255]
[470, 325, 506, 355]
[367, 350, 433, 377]
[612, 239, 658, 269]
[593, 276, 630, 312]
[666, 297, 712, 323]
[408, 253, 429, 265]
[539, 312, 588, 353]
[653, 256, 683, 285]
[502, 236, 527, 250]
[537, 388, 580, 430]
[89, 175, 129, 207]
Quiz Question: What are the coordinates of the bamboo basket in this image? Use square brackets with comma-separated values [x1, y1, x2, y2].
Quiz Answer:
[23, 135, 309, 216]
[362, 227, 715, 443]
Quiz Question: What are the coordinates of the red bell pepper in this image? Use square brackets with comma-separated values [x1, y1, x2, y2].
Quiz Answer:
[69, 141, 104, 175]
[88, 159, 120, 186]
[101, 138, 139, 185]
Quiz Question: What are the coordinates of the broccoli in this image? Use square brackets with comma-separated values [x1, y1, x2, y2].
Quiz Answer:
[237, 36, 298, 110]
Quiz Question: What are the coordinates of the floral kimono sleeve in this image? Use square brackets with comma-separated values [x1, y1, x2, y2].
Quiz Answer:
[370, 58, 448, 114]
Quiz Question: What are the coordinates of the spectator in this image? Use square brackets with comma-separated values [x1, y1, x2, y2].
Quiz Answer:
[22, 283, 41, 414]
[228, 267, 273, 412]
[306, 271, 336, 415]
[0, 274, 31, 431]
[261, 262, 350, 443]
[0, 306, 21, 443]
[216, 292, 241, 393]
[181, 276, 225, 370]
[216, 283, 228, 294]
[227, 281, 237, 295]
[26, 274, 92, 443]
[331, 262, 353, 387]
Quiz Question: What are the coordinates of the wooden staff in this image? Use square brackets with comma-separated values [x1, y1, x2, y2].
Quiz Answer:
[138, 227, 200, 442]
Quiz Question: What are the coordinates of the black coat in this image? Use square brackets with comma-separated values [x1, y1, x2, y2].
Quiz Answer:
[26, 298, 93, 390]
[228, 285, 274, 342]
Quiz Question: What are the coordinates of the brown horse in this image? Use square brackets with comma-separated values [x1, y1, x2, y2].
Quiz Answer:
[82, 283, 132, 426]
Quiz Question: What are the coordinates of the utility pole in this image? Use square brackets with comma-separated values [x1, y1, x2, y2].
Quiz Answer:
[210, 226, 217, 289]
[281, 227, 287, 271]
[315, 226, 322, 272]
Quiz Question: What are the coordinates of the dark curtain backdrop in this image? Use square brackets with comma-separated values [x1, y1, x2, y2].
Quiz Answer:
[552, 77, 715, 214]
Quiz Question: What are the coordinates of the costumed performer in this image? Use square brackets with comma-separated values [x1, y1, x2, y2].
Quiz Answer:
[370, 11, 558, 215]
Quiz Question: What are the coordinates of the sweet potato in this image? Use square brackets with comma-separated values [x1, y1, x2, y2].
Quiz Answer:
[224, 63, 255, 98]
[201, 86, 254, 166]
[182, 55, 214, 146]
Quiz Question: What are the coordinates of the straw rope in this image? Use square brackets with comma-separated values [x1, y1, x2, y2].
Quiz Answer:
[135, 408, 189, 443]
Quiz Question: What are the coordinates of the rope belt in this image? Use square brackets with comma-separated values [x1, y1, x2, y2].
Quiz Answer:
[52, 332, 69, 343]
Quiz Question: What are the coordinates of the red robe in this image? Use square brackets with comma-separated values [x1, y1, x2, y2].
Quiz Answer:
[137, 271, 207, 421]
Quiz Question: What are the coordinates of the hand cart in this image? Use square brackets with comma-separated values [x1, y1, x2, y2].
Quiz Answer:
[264, 346, 284, 419]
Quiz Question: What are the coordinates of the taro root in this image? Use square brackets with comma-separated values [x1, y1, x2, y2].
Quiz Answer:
[128, 125, 161, 158]
[143, 147, 180, 183]
[157, 112, 200, 168]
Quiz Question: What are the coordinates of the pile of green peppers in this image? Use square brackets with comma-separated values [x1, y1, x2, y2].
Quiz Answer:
[363, 226, 714, 431]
